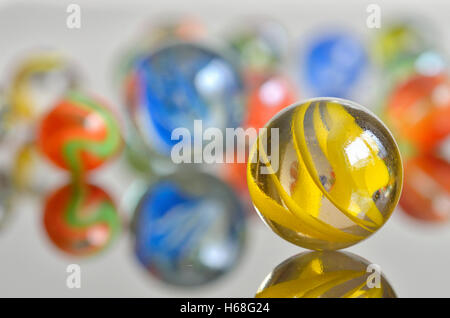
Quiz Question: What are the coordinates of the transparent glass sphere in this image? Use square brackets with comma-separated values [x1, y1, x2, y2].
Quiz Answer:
[256, 251, 397, 298]
[247, 98, 403, 250]
[132, 170, 247, 286]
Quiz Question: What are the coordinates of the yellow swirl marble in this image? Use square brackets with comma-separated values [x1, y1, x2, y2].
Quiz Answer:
[8, 52, 78, 123]
[256, 251, 397, 298]
[247, 98, 402, 250]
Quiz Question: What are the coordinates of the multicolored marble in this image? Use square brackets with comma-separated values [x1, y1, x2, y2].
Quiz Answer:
[43, 182, 121, 257]
[38, 91, 122, 177]
[124, 42, 245, 157]
[132, 171, 246, 286]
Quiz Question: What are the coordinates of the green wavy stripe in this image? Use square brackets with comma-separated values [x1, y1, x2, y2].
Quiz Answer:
[62, 91, 121, 176]
[65, 184, 120, 240]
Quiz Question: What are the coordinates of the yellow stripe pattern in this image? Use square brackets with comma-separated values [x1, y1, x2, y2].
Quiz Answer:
[247, 99, 402, 250]
[255, 252, 396, 298]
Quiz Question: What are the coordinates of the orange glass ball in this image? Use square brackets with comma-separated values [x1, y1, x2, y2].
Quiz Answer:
[400, 154, 450, 222]
[43, 182, 121, 256]
[244, 75, 296, 130]
[386, 74, 450, 155]
[38, 91, 122, 176]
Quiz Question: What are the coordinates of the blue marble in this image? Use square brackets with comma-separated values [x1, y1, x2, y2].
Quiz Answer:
[132, 171, 246, 286]
[129, 42, 245, 155]
[303, 33, 367, 98]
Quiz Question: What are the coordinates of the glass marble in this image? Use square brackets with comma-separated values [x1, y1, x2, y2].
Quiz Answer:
[38, 91, 122, 177]
[256, 251, 397, 298]
[400, 154, 450, 222]
[43, 182, 121, 257]
[125, 42, 245, 157]
[9, 52, 79, 123]
[385, 74, 450, 156]
[247, 98, 403, 250]
[372, 22, 427, 70]
[116, 17, 205, 92]
[132, 170, 246, 286]
[228, 20, 289, 77]
[303, 33, 366, 98]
